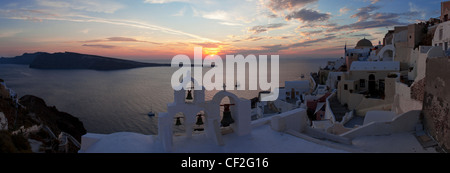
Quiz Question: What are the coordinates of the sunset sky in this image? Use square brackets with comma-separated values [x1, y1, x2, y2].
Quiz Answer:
[0, 0, 443, 59]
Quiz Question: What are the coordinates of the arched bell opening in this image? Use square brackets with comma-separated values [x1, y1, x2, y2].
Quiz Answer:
[172, 110, 207, 135]
[172, 112, 186, 136]
[217, 96, 237, 128]
[193, 111, 206, 132]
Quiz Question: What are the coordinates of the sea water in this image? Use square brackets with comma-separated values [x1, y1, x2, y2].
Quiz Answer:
[0, 58, 330, 134]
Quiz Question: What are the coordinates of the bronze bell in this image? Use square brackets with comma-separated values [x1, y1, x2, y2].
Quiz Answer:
[196, 114, 204, 125]
[186, 90, 193, 100]
[220, 104, 235, 127]
[175, 117, 182, 126]
[221, 110, 234, 127]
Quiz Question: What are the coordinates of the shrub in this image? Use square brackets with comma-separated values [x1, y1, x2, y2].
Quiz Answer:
[0, 131, 16, 153]
[0, 131, 32, 153]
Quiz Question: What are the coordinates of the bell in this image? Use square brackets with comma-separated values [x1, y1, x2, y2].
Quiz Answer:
[221, 110, 234, 127]
[196, 114, 204, 125]
[175, 117, 182, 126]
[186, 90, 193, 100]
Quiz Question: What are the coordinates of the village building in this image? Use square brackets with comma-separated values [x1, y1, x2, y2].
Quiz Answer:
[441, 1, 450, 22]
[432, 20, 450, 53]
[345, 38, 373, 69]
[336, 61, 399, 116]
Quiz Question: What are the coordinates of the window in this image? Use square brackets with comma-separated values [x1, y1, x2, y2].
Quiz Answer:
[344, 84, 348, 90]
[445, 42, 448, 51]
[360, 79, 366, 88]
[439, 29, 443, 40]
[296, 91, 299, 95]
[355, 84, 358, 90]
[337, 76, 341, 81]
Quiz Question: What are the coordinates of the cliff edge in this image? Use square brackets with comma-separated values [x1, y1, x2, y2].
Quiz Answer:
[0, 79, 87, 153]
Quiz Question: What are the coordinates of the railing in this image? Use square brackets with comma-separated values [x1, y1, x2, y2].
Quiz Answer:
[59, 132, 81, 149]
[43, 124, 81, 150]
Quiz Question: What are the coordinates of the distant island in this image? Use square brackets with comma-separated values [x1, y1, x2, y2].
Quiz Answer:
[0, 52, 170, 71]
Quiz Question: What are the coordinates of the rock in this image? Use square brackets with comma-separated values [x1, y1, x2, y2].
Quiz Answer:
[0, 52, 45, 64]
[19, 95, 87, 142]
[411, 78, 425, 102]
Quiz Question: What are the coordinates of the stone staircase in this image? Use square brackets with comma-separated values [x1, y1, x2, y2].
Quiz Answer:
[329, 96, 349, 122]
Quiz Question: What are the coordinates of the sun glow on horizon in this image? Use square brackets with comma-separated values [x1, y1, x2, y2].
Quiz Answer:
[203, 47, 221, 57]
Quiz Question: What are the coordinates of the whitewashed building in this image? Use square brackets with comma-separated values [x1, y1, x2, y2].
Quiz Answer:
[432, 21, 450, 52]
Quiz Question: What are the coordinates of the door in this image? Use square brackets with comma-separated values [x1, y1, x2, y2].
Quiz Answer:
[368, 74, 376, 95]
[379, 79, 385, 94]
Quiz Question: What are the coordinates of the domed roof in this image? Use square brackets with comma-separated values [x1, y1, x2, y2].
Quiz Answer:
[355, 38, 373, 49]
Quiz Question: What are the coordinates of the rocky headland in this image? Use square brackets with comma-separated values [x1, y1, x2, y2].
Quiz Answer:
[0, 79, 86, 153]
[0, 52, 170, 71]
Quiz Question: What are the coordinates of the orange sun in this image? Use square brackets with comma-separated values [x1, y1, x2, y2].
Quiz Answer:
[203, 47, 221, 57]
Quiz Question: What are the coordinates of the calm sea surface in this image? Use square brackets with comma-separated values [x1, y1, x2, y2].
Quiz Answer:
[0, 58, 330, 134]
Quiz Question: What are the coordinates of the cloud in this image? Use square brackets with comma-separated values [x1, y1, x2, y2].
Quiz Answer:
[219, 22, 244, 26]
[372, 12, 399, 21]
[327, 20, 407, 32]
[328, 4, 418, 33]
[0, 30, 22, 38]
[297, 22, 337, 30]
[234, 35, 337, 54]
[300, 35, 336, 45]
[248, 23, 287, 34]
[0, 9, 58, 22]
[267, 0, 318, 12]
[194, 9, 251, 26]
[339, 7, 350, 16]
[81, 37, 161, 44]
[192, 42, 228, 48]
[370, 0, 380, 4]
[202, 10, 230, 21]
[0, 9, 220, 43]
[352, 33, 371, 38]
[267, 14, 279, 18]
[82, 44, 116, 49]
[350, 5, 380, 22]
[247, 37, 265, 41]
[36, 0, 124, 14]
[285, 8, 330, 22]
[408, 2, 426, 19]
[299, 30, 323, 36]
[107, 37, 142, 42]
[231, 35, 292, 43]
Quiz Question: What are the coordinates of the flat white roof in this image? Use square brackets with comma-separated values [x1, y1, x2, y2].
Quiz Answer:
[79, 124, 347, 153]
[350, 61, 400, 71]
[285, 80, 309, 88]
